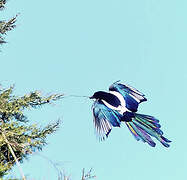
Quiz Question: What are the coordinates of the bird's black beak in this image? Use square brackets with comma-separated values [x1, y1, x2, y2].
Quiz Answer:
[89, 96, 94, 99]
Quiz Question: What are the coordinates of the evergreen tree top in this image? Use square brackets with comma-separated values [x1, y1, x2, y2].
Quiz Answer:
[0, 86, 64, 177]
[0, 0, 17, 44]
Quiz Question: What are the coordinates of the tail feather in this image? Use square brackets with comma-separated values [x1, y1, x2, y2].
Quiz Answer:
[125, 113, 171, 147]
[135, 114, 161, 128]
[159, 136, 172, 147]
[161, 136, 172, 143]
[127, 121, 156, 147]
[126, 122, 140, 141]
[132, 118, 161, 139]
[136, 125, 156, 147]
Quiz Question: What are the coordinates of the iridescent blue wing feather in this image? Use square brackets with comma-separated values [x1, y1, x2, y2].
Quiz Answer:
[109, 81, 147, 112]
[92, 100, 122, 140]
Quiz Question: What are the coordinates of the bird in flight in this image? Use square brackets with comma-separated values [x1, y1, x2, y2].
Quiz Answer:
[90, 81, 171, 147]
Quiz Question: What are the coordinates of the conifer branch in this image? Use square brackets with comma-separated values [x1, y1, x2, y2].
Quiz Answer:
[0, 15, 18, 35]
[0, 123, 26, 180]
[0, 86, 64, 177]
[0, 0, 6, 10]
[0, 13, 18, 44]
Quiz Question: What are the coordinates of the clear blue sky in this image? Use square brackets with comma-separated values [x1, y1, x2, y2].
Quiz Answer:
[1, 0, 186, 179]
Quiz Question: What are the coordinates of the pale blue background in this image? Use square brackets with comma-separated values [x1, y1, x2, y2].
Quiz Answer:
[1, 0, 186, 179]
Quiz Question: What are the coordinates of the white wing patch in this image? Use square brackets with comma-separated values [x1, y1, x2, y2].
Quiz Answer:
[125, 84, 144, 95]
[124, 84, 146, 102]
[109, 90, 126, 107]
[101, 91, 128, 115]
[129, 94, 140, 103]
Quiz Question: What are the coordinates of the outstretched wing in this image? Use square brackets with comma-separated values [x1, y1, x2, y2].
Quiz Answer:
[92, 100, 122, 140]
[109, 81, 147, 112]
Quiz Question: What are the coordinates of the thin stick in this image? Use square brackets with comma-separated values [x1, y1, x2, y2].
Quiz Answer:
[81, 168, 85, 180]
[0, 126, 26, 180]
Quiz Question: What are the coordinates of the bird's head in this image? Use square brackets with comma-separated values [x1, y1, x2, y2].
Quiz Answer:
[90, 91, 106, 100]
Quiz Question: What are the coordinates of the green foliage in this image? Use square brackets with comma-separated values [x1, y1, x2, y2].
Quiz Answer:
[0, 0, 6, 10]
[0, 0, 17, 44]
[0, 86, 64, 177]
[0, 15, 17, 35]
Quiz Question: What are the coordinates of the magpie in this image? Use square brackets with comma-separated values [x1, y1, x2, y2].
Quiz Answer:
[90, 81, 171, 147]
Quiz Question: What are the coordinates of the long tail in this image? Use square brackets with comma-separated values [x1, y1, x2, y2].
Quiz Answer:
[125, 113, 171, 147]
